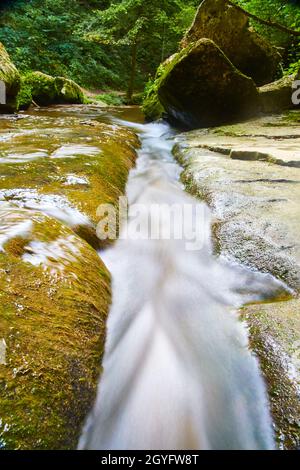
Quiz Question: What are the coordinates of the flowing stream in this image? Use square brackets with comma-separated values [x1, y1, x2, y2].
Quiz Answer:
[0, 105, 287, 449]
[78, 114, 287, 450]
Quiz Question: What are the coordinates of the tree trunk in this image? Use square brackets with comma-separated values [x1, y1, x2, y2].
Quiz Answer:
[161, 23, 166, 63]
[127, 40, 138, 103]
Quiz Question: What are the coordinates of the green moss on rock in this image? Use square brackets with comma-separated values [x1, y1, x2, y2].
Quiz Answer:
[22, 72, 57, 107]
[0, 208, 111, 449]
[0, 112, 139, 249]
[54, 76, 84, 104]
[18, 72, 85, 108]
[241, 299, 300, 449]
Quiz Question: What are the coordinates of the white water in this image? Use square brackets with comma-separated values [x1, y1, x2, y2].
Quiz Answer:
[79, 120, 282, 450]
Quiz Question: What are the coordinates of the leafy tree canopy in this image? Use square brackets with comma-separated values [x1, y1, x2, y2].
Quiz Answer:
[0, 0, 299, 95]
[79, 0, 198, 98]
[0, 0, 197, 94]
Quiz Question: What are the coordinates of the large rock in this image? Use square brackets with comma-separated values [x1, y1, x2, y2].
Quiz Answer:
[19, 72, 85, 108]
[181, 0, 281, 86]
[55, 76, 85, 104]
[259, 74, 299, 114]
[145, 39, 261, 129]
[0, 42, 20, 113]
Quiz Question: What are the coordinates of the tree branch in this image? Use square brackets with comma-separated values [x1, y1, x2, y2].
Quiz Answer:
[226, 0, 300, 37]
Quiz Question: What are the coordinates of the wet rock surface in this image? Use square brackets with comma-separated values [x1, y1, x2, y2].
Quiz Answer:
[0, 105, 140, 448]
[174, 110, 300, 448]
[174, 111, 300, 169]
[0, 105, 139, 247]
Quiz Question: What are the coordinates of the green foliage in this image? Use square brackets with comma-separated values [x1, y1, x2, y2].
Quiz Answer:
[286, 56, 300, 74]
[95, 92, 125, 105]
[17, 74, 33, 110]
[6, 1, 299, 95]
[82, 0, 197, 73]
[238, 0, 300, 43]
[0, 0, 198, 92]
[236, 0, 300, 72]
[0, 0, 124, 89]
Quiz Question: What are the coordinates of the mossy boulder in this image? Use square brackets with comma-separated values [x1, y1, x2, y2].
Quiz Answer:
[18, 72, 85, 108]
[24, 72, 57, 106]
[259, 74, 299, 114]
[181, 0, 281, 86]
[0, 42, 21, 113]
[144, 39, 261, 129]
[54, 76, 85, 104]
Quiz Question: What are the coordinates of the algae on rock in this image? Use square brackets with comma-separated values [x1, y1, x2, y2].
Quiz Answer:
[142, 0, 286, 127]
[241, 299, 300, 450]
[0, 206, 111, 449]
